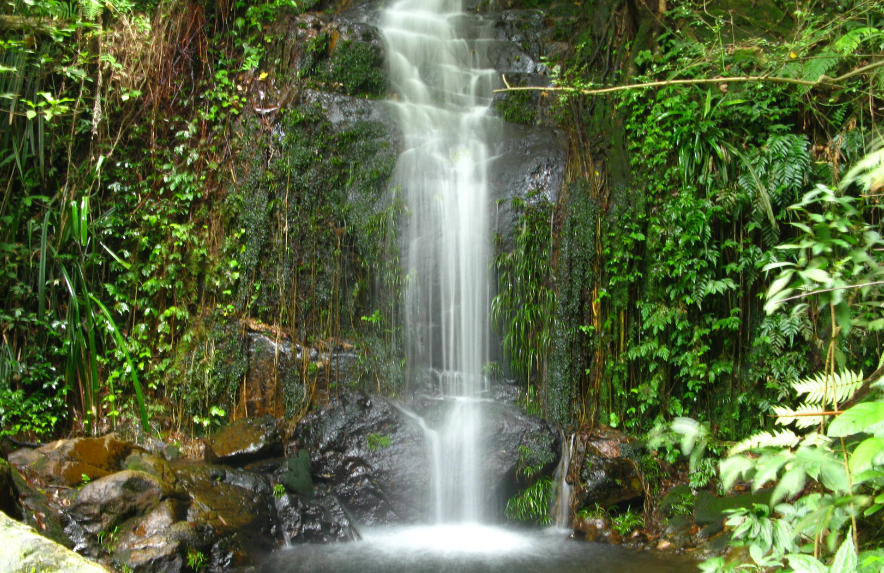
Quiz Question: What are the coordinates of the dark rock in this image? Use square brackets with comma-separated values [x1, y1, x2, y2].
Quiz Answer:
[9, 463, 72, 548]
[69, 470, 172, 535]
[0, 458, 22, 519]
[294, 391, 559, 524]
[489, 123, 567, 248]
[8, 435, 146, 486]
[274, 485, 360, 543]
[205, 415, 282, 466]
[113, 500, 195, 573]
[175, 464, 277, 551]
[290, 392, 431, 525]
[573, 426, 645, 511]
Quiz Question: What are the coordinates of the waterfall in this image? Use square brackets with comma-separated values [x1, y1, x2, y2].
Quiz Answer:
[551, 433, 575, 529]
[379, 0, 501, 523]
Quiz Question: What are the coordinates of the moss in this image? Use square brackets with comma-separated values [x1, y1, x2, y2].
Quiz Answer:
[495, 91, 538, 125]
[327, 41, 386, 98]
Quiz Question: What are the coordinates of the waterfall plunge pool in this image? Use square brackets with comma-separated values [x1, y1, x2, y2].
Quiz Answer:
[256, 525, 696, 573]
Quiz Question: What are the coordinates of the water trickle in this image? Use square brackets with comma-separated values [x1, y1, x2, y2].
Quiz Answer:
[551, 433, 576, 529]
[379, 0, 502, 523]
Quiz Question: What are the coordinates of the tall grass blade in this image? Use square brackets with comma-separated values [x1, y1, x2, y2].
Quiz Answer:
[90, 295, 151, 434]
[38, 212, 49, 317]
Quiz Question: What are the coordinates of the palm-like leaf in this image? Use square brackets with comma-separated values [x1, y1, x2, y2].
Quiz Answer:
[792, 369, 864, 407]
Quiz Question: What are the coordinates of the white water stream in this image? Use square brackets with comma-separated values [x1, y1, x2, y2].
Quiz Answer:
[379, 0, 501, 523]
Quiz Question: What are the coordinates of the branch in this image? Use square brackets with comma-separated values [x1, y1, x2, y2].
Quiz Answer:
[0, 15, 61, 35]
[494, 60, 884, 95]
[777, 279, 884, 304]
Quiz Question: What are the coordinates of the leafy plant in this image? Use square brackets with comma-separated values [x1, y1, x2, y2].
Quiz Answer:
[610, 510, 644, 537]
[186, 548, 207, 571]
[366, 433, 391, 451]
[505, 475, 553, 525]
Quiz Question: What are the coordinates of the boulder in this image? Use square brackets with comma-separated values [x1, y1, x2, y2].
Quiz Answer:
[113, 500, 196, 573]
[290, 392, 431, 525]
[205, 415, 282, 466]
[69, 470, 173, 534]
[274, 485, 360, 543]
[1, 511, 108, 573]
[573, 426, 645, 511]
[8, 435, 145, 487]
[175, 465, 277, 550]
[0, 458, 22, 519]
[111, 464, 278, 573]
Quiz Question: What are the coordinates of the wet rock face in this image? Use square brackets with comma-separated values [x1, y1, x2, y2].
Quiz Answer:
[290, 391, 432, 525]
[274, 484, 360, 544]
[241, 330, 364, 419]
[205, 415, 283, 466]
[8, 435, 146, 486]
[291, 391, 559, 525]
[573, 426, 645, 511]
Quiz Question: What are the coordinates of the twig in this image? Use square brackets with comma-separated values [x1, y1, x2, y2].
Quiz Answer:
[493, 60, 884, 95]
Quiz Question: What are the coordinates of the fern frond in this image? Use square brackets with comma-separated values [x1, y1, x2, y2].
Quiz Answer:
[833, 26, 879, 55]
[798, 51, 839, 95]
[840, 145, 884, 193]
[792, 369, 864, 406]
[730, 429, 800, 455]
[80, 0, 103, 21]
[773, 403, 826, 429]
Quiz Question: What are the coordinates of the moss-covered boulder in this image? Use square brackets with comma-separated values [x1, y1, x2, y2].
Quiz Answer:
[1, 511, 107, 573]
[205, 415, 283, 466]
[8, 435, 146, 487]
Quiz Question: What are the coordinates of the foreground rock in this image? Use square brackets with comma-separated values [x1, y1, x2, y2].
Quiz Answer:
[0, 510, 107, 573]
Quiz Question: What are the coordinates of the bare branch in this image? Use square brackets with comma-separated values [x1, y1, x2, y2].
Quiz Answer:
[493, 60, 884, 96]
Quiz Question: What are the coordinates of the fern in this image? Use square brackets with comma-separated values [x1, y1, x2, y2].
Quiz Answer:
[730, 429, 800, 455]
[80, 0, 103, 21]
[773, 403, 826, 429]
[798, 51, 839, 95]
[833, 26, 880, 55]
[792, 369, 864, 407]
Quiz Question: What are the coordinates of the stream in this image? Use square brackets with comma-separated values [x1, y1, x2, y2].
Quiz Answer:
[257, 525, 695, 573]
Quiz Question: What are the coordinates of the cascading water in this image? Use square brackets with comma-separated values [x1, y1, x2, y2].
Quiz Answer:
[551, 433, 576, 529]
[379, 0, 501, 523]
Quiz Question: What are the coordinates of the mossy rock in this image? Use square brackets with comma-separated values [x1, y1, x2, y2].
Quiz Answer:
[694, 488, 773, 527]
[281, 449, 314, 497]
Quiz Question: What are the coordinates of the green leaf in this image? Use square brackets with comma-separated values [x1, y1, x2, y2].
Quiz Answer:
[850, 437, 884, 474]
[829, 532, 857, 573]
[786, 554, 827, 573]
[829, 402, 884, 438]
